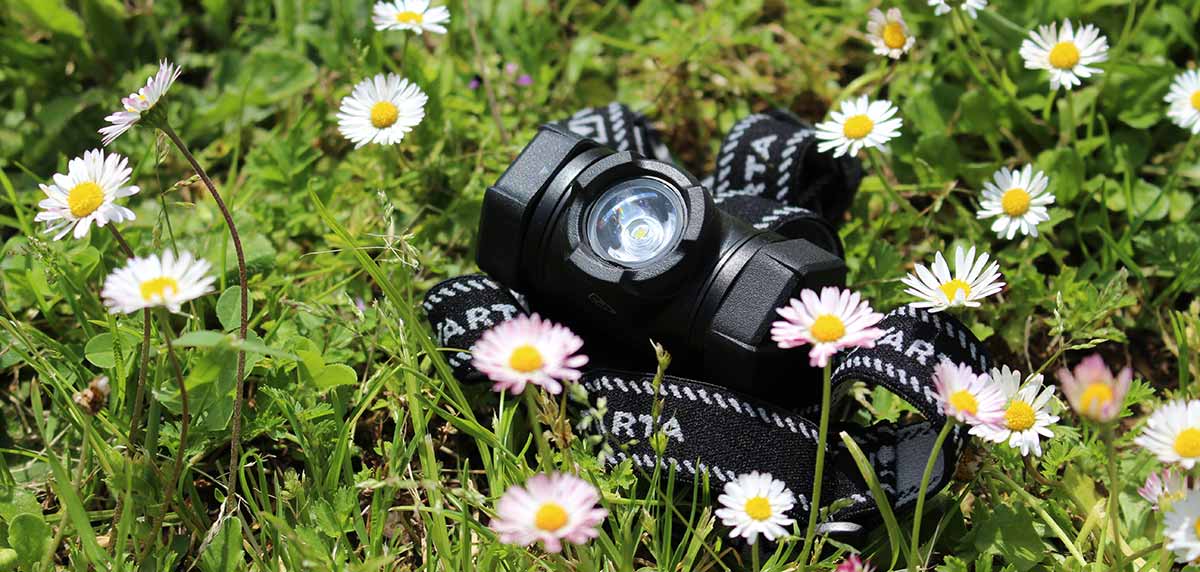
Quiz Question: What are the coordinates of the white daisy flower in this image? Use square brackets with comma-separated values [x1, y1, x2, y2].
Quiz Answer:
[927, 0, 987, 19]
[867, 8, 915, 60]
[815, 95, 903, 158]
[933, 360, 1005, 428]
[977, 165, 1055, 239]
[1141, 468, 1190, 511]
[1165, 70, 1200, 134]
[99, 59, 182, 145]
[1135, 400, 1200, 469]
[900, 245, 1005, 312]
[715, 471, 796, 545]
[372, 0, 450, 34]
[490, 472, 607, 554]
[35, 149, 139, 240]
[1165, 488, 1200, 563]
[969, 367, 1059, 457]
[471, 314, 588, 395]
[101, 250, 216, 315]
[770, 286, 886, 368]
[1019, 20, 1109, 91]
[336, 73, 428, 149]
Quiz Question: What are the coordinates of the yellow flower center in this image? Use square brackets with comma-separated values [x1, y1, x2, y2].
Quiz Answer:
[1175, 428, 1200, 458]
[882, 22, 908, 50]
[1191, 90, 1200, 112]
[370, 101, 400, 129]
[508, 345, 544, 373]
[1194, 518, 1200, 541]
[842, 114, 874, 140]
[1079, 382, 1114, 414]
[744, 496, 772, 521]
[1000, 188, 1031, 217]
[1048, 42, 1080, 70]
[949, 390, 978, 415]
[67, 181, 105, 218]
[1004, 401, 1036, 431]
[809, 314, 846, 343]
[939, 279, 972, 302]
[140, 277, 179, 302]
[395, 10, 424, 24]
[534, 502, 569, 531]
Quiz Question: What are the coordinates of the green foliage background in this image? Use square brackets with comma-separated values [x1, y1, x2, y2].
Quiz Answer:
[1, 0, 1200, 569]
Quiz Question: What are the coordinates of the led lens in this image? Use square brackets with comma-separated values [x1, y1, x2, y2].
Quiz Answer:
[585, 177, 685, 268]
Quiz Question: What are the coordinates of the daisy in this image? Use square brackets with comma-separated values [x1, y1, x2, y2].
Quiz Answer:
[1165, 488, 1200, 563]
[336, 73, 428, 148]
[471, 314, 588, 395]
[836, 554, 875, 572]
[1020, 20, 1109, 91]
[867, 8, 915, 60]
[1165, 70, 1200, 134]
[1056, 353, 1131, 423]
[900, 245, 1005, 312]
[1141, 468, 1190, 511]
[372, 0, 450, 35]
[99, 59, 182, 145]
[977, 165, 1055, 239]
[715, 471, 796, 545]
[933, 360, 1006, 428]
[35, 149, 139, 240]
[1135, 400, 1200, 469]
[815, 95, 903, 158]
[101, 250, 216, 315]
[928, 0, 988, 19]
[770, 287, 886, 368]
[490, 472, 607, 553]
[969, 367, 1059, 457]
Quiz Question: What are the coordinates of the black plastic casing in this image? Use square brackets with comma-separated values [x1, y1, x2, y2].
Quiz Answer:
[477, 125, 846, 405]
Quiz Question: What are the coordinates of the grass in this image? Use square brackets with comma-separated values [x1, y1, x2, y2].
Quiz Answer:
[1, 0, 1200, 570]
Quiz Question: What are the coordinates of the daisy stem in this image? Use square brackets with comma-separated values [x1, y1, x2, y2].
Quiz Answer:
[868, 148, 916, 215]
[990, 470, 1088, 566]
[1102, 424, 1122, 566]
[751, 541, 761, 572]
[159, 123, 248, 516]
[907, 420, 954, 572]
[107, 226, 154, 449]
[523, 390, 553, 469]
[797, 363, 832, 568]
[141, 310, 189, 559]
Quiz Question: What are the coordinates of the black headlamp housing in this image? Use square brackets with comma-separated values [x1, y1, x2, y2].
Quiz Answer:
[478, 124, 846, 403]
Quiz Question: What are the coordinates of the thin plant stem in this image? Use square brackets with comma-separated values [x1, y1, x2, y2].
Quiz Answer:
[1102, 425, 1122, 567]
[523, 390, 552, 469]
[797, 363, 832, 567]
[908, 420, 954, 572]
[869, 149, 917, 215]
[751, 541, 761, 572]
[991, 470, 1088, 566]
[159, 123, 248, 515]
[140, 310, 190, 560]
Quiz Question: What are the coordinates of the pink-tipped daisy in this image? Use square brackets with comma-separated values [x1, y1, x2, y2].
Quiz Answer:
[471, 314, 588, 395]
[490, 472, 607, 553]
[1140, 468, 1190, 511]
[1056, 353, 1131, 423]
[715, 471, 796, 545]
[35, 149, 139, 240]
[99, 59, 182, 145]
[836, 554, 876, 572]
[933, 360, 1005, 428]
[771, 287, 885, 368]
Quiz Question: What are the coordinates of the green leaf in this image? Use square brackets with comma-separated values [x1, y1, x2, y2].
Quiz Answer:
[83, 331, 138, 369]
[972, 502, 1046, 571]
[313, 364, 357, 390]
[6, 513, 49, 565]
[172, 330, 228, 348]
[9, 0, 84, 37]
[0, 548, 16, 570]
[0, 489, 40, 523]
[198, 517, 243, 572]
[216, 286, 253, 333]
